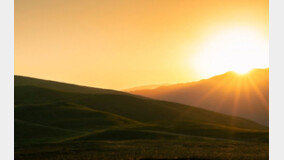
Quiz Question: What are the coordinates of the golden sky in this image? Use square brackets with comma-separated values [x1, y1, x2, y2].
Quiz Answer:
[15, 0, 269, 90]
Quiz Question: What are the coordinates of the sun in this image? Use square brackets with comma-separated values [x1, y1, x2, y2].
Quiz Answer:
[192, 27, 269, 78]
[233, 67, 252, 75]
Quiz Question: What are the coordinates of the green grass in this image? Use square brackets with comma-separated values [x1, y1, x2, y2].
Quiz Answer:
[135, 121, 268, 142]
[15, 102, 140, 132]
[15, 139, 268, 160]
[14, 76, 269, 160]
[14, 119, 81, 147]
[15, 86, 267, 130]
[73, 129, 177, 141]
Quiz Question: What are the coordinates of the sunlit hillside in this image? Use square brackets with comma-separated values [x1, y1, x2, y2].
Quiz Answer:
[129, 68, 269, 125]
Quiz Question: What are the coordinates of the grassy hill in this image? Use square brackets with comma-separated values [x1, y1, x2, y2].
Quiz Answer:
[15, 75, 130, 95]
[15, 102, 140, 132]
[129, 68, 269, 126]
[14, 76, 268, 160]
[15, 119, 79, 146]
[15, 85, 266, 130]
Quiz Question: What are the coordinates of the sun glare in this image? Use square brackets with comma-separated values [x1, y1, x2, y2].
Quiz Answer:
[233, 68, 251, 75]
[192, 27, 268, 78]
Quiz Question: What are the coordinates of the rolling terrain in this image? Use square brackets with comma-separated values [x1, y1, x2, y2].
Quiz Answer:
[14, 76, 268, 160]
[129, 68, 269, 126]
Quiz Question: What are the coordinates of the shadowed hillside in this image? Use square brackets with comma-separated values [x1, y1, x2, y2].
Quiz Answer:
[14, 76, 268, 160]
[15, 75, 130, 95]
[15, 85, 266, 130]
[129, 68, 269, 125]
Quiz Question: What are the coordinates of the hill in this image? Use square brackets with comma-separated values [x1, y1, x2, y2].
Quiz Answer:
[15, 85, 266, 130]
[129, 68, 269, 126]
[15, 75, 129, 95]
[14, 76, 268, 160]
[123, 84, 164, 92]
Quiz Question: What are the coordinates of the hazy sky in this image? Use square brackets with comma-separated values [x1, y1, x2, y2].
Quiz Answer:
[15, 0, 269, 90]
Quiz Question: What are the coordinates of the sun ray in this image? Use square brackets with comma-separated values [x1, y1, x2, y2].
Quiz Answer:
[194, 76, 229, 106]
[247, 75, 269, 109]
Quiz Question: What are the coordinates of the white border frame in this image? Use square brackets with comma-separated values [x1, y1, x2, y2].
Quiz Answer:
[0, 0, 14, 159]
[269, 0, 284, 159]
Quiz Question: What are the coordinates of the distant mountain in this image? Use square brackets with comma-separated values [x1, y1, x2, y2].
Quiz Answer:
[123, 84, 163, 92]
[14, 76, 267, 147]
[129, 68, 269, 126]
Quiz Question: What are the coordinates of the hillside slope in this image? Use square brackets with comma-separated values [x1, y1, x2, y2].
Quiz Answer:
[130, 68, 269, 125]
[14, 76, 268, 160]
[15, 75, 129, 95]
[15, 85, 266, 131]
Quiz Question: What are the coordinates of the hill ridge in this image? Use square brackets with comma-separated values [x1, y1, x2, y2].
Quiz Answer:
[129, 68, 269, 125]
